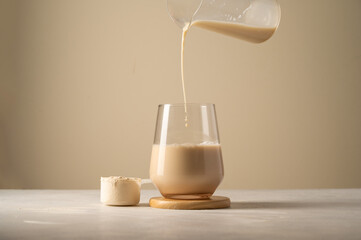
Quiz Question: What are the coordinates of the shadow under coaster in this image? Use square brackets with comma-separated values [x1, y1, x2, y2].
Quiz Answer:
[149, 196, 230, 210]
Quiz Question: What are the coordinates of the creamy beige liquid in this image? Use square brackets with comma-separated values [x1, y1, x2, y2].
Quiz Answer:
[192, 21, 276, 43]
[150, 144, 224, 199]
[181, 26, 189, 127]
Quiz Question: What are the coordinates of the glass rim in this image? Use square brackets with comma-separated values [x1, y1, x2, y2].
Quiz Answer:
[158, 103, 215, 107]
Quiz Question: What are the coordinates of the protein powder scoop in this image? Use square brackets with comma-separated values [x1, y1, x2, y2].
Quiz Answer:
[100, 176, 152, 206]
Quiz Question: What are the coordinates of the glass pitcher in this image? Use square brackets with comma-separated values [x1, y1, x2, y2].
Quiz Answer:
[168, 0, 281, 43]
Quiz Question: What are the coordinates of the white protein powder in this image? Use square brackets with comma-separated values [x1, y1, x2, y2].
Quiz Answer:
[100, 176, 141, 206]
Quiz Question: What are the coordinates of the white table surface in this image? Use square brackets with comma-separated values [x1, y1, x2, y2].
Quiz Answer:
[1, 189, 361, 240]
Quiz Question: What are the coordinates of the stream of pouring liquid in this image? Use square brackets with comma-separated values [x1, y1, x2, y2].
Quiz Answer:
[181, 24, 191, 127]
[180, 21, 277, 127]
[181, 26, 189, 127]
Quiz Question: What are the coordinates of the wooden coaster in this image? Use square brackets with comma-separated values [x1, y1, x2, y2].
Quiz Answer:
[149, 196, 230, 210]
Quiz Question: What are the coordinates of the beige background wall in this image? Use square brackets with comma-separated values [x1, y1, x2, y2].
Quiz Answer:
[0, 0, 360, 189]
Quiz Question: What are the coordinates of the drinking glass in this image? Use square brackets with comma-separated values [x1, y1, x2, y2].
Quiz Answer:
[150, 103, 224, 199]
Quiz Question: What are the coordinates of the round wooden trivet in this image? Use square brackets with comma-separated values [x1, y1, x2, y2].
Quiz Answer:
[149, 196, 230, 210]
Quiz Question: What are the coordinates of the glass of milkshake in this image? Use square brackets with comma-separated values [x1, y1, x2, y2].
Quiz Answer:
[150, 103, 224, 200]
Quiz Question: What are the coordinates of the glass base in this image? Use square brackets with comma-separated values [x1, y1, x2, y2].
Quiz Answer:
[162, 193, 212, 200]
